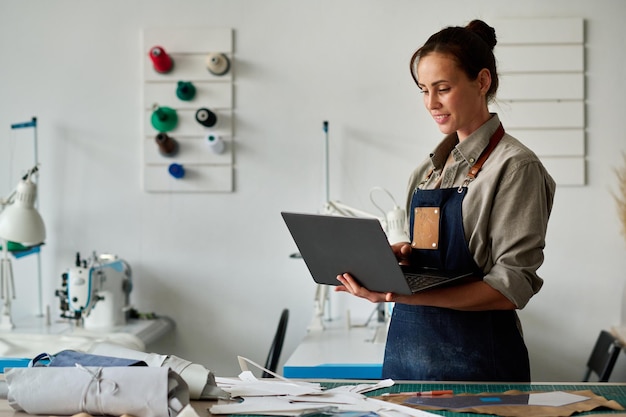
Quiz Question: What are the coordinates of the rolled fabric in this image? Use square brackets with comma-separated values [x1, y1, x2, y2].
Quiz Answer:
[31, 350, 147, 367]
[5, 365, 189, 417]
[162, 355, 226, 400]
[90, 343, 226, 400]
[90, 342, 168, 367]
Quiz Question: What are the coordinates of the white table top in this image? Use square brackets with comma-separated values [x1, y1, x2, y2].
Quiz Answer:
[283, 319, 387, 379]
[0, 315, 174, 359]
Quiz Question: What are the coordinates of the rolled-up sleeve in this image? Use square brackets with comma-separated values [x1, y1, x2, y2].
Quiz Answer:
[468, 156, 556, 308]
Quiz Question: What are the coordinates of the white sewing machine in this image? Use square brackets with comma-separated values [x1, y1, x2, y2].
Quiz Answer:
[55, 252, 133, 329]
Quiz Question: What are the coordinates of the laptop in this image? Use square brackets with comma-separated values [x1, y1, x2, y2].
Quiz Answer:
[281, 211, 472, 295]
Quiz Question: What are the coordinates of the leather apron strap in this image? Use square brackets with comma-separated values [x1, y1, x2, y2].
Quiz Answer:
[459, 123, 505, 190]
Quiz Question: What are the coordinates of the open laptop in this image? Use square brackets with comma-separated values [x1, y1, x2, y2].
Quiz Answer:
[281, 211, 472, 295]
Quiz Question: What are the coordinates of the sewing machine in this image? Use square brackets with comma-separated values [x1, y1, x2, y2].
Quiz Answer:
[55, 252, 133, 329]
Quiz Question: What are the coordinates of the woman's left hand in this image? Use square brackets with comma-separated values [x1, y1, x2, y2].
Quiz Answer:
[335, 273, 390, 303]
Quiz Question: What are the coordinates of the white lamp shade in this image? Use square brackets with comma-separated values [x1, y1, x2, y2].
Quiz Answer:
[0, 179, 46, 245]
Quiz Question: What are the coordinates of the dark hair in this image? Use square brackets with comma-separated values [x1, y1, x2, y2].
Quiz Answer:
[410, 20, 499, 102]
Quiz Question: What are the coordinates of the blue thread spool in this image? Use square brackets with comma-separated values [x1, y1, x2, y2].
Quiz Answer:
[168, 163, 185, 179]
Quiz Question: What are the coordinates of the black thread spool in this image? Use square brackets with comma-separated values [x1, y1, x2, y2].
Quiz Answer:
[155, 132, 178, 157]
[195, 107, 218, 128]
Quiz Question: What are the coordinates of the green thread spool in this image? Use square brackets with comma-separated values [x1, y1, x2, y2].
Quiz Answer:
[151, 105, 178, 132]
[176, 81, 196, 101]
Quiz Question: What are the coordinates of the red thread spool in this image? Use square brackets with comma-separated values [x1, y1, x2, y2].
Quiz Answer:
[149, 46, 173, 74]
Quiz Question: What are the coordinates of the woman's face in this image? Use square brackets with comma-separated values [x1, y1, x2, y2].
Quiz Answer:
[416, 52, 490, 140]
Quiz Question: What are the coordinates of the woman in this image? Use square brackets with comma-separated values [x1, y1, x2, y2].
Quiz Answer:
[336, 20, 556, 382]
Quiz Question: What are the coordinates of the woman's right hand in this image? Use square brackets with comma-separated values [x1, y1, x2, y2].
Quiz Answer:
[335, 273, 390, 303]
[392, 242, 412, 265]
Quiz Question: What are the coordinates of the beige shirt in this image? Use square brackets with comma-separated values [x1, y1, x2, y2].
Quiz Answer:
[405, 114, 556, 309]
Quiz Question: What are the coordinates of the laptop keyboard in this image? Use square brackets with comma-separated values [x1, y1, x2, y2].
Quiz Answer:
[405, 272, 449, 292]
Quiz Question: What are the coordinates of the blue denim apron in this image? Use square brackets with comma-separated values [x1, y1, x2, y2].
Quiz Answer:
[382, 125, 531, 382]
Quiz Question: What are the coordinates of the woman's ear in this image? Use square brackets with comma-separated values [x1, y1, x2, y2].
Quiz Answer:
[478, 68, 491, 95]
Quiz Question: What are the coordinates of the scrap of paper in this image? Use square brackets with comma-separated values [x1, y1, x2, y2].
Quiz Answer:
[406, 391, 588, 409]
[211, 357, 437, 416]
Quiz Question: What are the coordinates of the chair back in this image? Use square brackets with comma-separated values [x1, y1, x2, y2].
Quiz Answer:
[583, 330, 622, 382]
[263, 308, 289, 378]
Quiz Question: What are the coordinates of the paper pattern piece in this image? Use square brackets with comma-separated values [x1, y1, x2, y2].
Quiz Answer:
[528, 392, 589, 407]
[405, 391, 588, 408]
[211, 357, 436, 417]
[5, 365, 189, 417]
[176, 404, 202, 417]
[379, 390, 625, 417]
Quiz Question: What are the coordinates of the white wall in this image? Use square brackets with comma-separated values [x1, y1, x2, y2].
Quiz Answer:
[1, 0, 626, 381]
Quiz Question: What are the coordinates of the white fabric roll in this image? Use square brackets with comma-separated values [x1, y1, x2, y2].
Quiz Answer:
[5, 366, 189, 417]
[90, 342, 168, 367]
[90, 343, 226, 400]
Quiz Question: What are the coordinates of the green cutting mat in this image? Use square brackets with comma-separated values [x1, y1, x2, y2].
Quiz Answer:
[323, 382, 626, 416]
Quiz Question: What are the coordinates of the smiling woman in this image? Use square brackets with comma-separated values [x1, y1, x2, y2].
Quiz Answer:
[334, 19, 556, 382]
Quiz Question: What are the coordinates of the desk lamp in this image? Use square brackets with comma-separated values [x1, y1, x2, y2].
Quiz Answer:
[0, 167, 46, 329]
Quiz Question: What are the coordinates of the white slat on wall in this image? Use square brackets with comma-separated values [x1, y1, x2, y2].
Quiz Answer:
[144, 82, 233, 110]
[491, 18, 586, 186]
[495, 18, 584, 45]
[506, 129, 585, 157]
[496, 101, 584, 129]
[499, 73, 584, 101]
[539, 157, 586, 186]
[143, 28, 233, 57]
[497, 45, 584, 73]
[144, 136, 233, 164]
[144, 165, 233, 192]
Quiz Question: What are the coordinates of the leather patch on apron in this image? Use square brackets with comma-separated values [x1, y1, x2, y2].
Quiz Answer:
[411, 206, 440, 250]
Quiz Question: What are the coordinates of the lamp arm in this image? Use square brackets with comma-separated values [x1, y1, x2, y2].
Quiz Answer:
[324, 200, 384, 221]
[0, 191, 16, 209]
[21, 165, 39, 180]
[325, 194, 410, 245]
[0, 165, 39, 208]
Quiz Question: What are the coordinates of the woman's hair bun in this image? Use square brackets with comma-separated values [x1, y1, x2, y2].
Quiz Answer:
[466, 19, 497, 50]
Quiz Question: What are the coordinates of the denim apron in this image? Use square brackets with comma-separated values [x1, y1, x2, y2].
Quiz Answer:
[382, 124, 531, 382]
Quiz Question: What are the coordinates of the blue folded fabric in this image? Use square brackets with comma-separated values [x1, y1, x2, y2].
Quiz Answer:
[30, 350, 147, 367]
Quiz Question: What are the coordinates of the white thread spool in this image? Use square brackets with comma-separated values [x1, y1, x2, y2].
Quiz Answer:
[207, 134, 225, 154]
[206, 53, 230, 76]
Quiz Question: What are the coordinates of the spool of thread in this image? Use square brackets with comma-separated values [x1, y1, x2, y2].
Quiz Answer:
[151, 105, 178, 132]
[207, 134, 225, 154]
[206, 53, 230, 76]
[155, 133, 178, 157]
[176, 81, 196, 101]
[148, 46, 174, 74]
[168, 163, 185, 179]
[195, 108, 217, 127]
